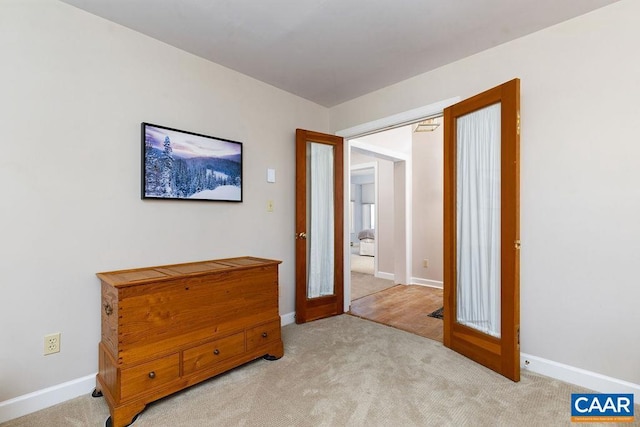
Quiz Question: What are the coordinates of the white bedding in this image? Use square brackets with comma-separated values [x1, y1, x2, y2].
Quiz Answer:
[359, 239, 374, 256]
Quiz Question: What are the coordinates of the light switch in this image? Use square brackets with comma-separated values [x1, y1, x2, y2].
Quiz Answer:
[267, 168, 276, 183]
[266, 200, 274, 212]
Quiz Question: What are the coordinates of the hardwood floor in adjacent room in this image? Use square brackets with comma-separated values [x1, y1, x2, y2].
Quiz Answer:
[349, 284, 444, 342]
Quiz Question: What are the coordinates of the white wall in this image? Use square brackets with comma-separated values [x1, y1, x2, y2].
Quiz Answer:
[331, 0, 640, 385]
[352, 126, 412, 155]
[411, 123, 443, 285]
[0, 0, 328, 403]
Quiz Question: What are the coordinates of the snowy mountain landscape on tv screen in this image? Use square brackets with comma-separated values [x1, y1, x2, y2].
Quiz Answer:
[143, 124, 242, 201]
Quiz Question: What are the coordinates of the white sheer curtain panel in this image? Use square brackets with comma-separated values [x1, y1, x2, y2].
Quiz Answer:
[307, 142, 335, 298]
[456, 103, 501, 337]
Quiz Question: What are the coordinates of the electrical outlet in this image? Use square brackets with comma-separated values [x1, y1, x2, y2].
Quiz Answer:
[423, 259, 429, 268]
[44, 333, 61, 355]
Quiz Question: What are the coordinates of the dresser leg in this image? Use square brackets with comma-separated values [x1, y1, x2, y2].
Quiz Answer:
[263, 342, 284, 361]
[105, 413, 139, 427]
[106, 404, 144, 427]
[263, 354, 281, 361]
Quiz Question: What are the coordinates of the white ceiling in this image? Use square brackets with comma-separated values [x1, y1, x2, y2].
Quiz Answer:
[59, 0, 618, 107]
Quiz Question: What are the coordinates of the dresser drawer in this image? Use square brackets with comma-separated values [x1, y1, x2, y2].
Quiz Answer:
[120, 353, 180, 400]
[182, 332, 245, 375]
[246, 320, 281, 351]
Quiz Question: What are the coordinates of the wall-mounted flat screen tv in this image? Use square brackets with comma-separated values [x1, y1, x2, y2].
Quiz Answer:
[142, 122, 243, 202]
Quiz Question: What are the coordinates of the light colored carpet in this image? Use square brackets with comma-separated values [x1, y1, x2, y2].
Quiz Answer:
[3, 315, 638, 427]
[350, 253, 374, 275]
[350, 271, 396, 301]
[350, 252, 395, 300]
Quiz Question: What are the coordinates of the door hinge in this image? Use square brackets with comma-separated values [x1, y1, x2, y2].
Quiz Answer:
[517, 111, 521, 135]
[517, 327, 520, 346]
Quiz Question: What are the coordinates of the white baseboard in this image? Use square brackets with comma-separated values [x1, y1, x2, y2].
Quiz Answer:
[373, 274, 443, 288]
[410, 277, 443, 288]
[375, 271, 394, 281]
[521, 353, 640, 401]
[281, 311, 296, 326]
[0, 373, 96, 424]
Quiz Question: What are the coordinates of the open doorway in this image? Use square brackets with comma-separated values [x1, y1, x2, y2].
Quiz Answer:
[349, 161, 397, 300]
[346, 118, 445, 343]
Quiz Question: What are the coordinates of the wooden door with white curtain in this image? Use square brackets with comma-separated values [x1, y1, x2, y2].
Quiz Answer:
[443, 79, 521, 381]
[295, 129, 344, 323]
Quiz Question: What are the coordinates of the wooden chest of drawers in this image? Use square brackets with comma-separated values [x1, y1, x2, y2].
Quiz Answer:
[95, 257, 283, 427]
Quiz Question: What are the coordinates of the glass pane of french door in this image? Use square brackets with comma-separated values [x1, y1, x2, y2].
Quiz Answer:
[306, 141, 335, 298]
[456, 103, 501, 338]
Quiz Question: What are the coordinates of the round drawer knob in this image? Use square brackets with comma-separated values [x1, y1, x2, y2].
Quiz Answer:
[261, 332, 268, 338]
[213, 349, 220, 355]
[148, 371, 156, 379]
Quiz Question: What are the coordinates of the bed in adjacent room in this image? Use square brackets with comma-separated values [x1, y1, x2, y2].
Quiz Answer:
[358, 228, 375, 256]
